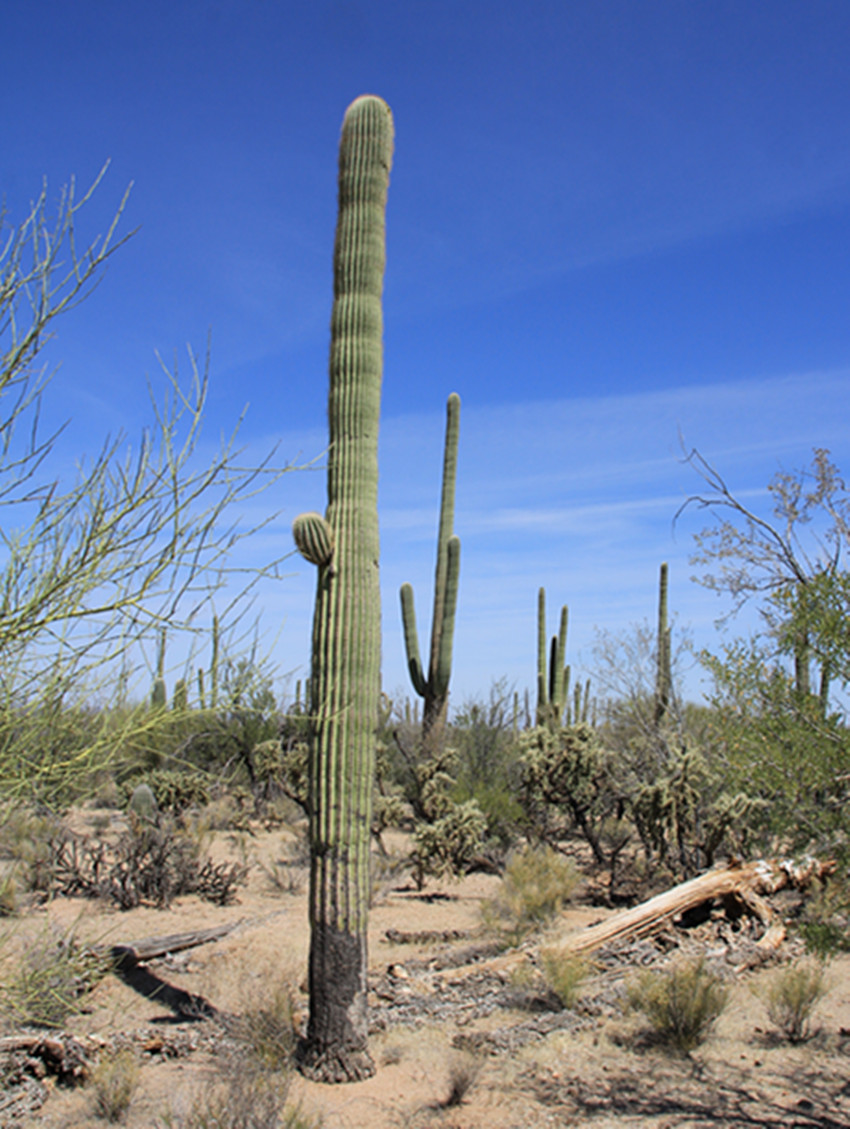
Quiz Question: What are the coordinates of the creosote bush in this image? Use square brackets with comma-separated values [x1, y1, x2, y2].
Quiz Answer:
[625, 958, 728, 1054]
[760, 959, 829, 1043]
[482, 845, 579, 946]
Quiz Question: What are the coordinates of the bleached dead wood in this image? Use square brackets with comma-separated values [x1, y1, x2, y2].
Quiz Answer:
[439, 857, 835, 981]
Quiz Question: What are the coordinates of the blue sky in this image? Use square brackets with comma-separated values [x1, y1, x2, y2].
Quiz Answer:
[4, 1, 850, 707]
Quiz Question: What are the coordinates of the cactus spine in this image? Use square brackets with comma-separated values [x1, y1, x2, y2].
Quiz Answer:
[536, 587, 568, 729]
[400, 393, 461, 750]
[654, 562, 671, 726]
[292, 95, 392, 1083]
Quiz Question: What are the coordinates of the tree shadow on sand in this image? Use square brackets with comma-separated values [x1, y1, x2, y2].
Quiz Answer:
[527, 1057, 850, 1128]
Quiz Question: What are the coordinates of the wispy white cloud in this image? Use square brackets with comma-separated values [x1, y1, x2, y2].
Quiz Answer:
[247, 369, 850, 706]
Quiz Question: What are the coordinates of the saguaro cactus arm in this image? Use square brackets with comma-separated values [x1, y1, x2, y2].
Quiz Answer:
[400, 582, 428, 697]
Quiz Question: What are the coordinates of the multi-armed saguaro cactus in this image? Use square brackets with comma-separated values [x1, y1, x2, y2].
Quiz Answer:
[400, 393, 461, 750]
[291, 95, 393, 1084]
[654, 561, 672, 726]
[536, 587, 568, 730]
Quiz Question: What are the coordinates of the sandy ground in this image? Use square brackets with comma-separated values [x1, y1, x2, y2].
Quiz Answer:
[1, 812, 848, 1129]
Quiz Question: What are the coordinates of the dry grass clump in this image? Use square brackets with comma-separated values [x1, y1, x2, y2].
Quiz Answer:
[625, 957, 728, 1054]
[759, 958, 829, 1043]
[482, 845, 579, 945]
[2, 924, 104, 1029]
[90, 1048, 140, 1122]
[157, 1059, 305, 1129]
[539, 948, 589, 1009]
[158, 967, 314, 1129]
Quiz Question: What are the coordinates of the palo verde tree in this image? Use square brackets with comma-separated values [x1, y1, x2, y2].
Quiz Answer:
[292, 95, 393, 1083]
[680, 446, 850, 702]
[0, 166, 291, 800]
[680, 447, 850, 854]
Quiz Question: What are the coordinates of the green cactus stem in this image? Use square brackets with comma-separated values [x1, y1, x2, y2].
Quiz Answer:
[172, 678, 188, 712]
[400, 392, 461, 750]
[536, 587, 568, 729]
[654, 562, 671, 726]
[293, 511, 335, 569]
[210, 614, 220, 710]
[151, 627, 167, 709]
[292, 94, 393, 1083]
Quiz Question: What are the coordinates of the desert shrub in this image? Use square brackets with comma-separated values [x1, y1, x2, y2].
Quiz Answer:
[30, 821, 247, 909]
[482, 846, 579, 945]
[539, 948, 589, 1009]
[121, 769, 211, 815]
[435, 1054, 481, 1109]
[630, 740, 756, 878]
[797, 877, 850, 958]
[159, 975, 316, 1129]
[410, 799, 486, 887]
[761, 959, 829, 1043]
[91, 1049, 139, 1122]
[0, 869, 19, 915]
[158, 1060, 312, 1129]
[3, 926, 105, 1029]
[228, 974, 298, 1072]
[519, 723, 623, 869]
[0, 805, 70, 894]
[626, 958, 728, 1054]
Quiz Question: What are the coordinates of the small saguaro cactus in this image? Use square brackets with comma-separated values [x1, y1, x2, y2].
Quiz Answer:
[291, 94, 393, 1083]
[536, 587, 568, 729]
[150, 627, 167, 709]
[654, 562, 672, 726]
[400, 393, 461, 750]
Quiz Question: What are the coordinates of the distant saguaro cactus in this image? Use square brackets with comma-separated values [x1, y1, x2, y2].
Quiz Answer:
[654, 562, 672, 726]
[150, 627, 167, 709]
[292, 95, 393, 1083]
[400, 392, 461, 752]
[536, 587, 568, 729]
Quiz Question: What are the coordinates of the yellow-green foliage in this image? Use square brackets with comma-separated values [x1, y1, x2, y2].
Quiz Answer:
[626, 958, 728, 1054]
[760, 959, 829, 1042]
[3, 925, 105, 1029]
[482, 846, 579, 945]
[539, 948, 589, 1009]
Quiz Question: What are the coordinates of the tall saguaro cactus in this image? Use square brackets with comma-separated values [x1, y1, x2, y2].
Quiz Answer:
[536, 587, 568, 729]
[400, 393, 461, 749]
[291, 95, 393, 1083]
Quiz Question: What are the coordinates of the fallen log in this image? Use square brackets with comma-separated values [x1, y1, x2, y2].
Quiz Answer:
[104, 919, 243, 964]
[438, 856, 835, 981]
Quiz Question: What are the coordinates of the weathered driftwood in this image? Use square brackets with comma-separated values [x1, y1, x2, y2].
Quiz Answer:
[440, 857, 835, 981]
[103, 919, 243, 964]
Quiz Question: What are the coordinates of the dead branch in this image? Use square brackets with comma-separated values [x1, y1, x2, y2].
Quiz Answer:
[440, 857, 835, 981]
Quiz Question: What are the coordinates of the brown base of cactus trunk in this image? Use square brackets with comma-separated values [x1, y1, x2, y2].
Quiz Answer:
[296, 922, 375, 1083]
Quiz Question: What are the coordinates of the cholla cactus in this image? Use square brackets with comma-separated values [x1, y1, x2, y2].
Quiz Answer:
[292, 95, 393, 1083]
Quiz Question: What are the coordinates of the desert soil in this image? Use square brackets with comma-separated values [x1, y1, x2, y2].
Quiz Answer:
[1, 811, 848, 1129]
